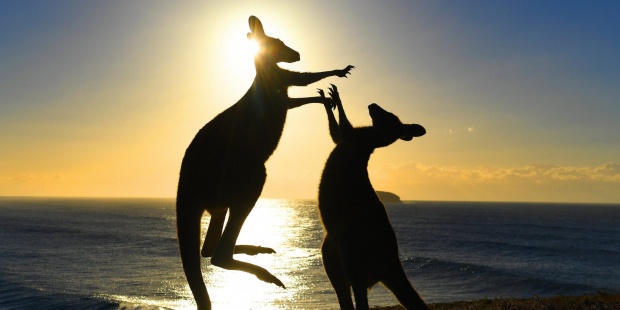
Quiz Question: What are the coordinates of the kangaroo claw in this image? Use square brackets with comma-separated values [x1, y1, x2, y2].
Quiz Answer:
[336, 65, 355, 78]
[256, 271, 286, 288]
[328, 84, 340, 100]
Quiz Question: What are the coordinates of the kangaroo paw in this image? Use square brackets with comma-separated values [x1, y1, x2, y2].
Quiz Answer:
[337, 65, 355, 78]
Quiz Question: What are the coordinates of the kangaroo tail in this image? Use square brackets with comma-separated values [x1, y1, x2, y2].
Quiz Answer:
[382, 265, 429, 310]
[177, 200, 211, 310]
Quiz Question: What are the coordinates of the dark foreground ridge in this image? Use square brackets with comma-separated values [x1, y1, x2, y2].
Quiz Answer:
[374, 293, 620, 310]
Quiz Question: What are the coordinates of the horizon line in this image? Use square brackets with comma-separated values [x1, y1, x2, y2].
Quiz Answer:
[0, 195, 618, 206]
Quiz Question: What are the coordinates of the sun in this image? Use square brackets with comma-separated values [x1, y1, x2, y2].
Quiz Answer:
[246, 39, 260, 57]
[221, 34, 259, 81]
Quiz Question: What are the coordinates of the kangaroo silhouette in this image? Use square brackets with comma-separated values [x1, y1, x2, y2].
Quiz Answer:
[317, 85, 428, 310]
[176, 16, 353, 310]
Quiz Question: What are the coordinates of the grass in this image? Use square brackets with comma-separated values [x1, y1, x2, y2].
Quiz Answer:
[372, 293, 620, 310]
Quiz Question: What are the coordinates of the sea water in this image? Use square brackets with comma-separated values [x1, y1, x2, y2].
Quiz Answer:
[0, 198, 618, 309]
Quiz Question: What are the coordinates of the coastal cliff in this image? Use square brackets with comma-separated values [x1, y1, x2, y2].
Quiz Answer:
[376, 191, 402, 203]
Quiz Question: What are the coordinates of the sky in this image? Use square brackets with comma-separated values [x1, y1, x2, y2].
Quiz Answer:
[1, 1, 619, 203]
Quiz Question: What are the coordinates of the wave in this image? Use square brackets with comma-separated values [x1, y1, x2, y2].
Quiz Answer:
[452, 238, 620, 259]
[0, 277, 175, 310]
[0, 278, 117, 310]
[401, 256, 609, 299]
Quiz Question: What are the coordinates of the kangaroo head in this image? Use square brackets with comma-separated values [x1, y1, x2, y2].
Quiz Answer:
[368, 103, 426, 147]
[247, 16, 300, 64]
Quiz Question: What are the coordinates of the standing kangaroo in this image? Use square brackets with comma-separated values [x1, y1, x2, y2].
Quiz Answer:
[317, 85, 428, 310]
[177, 17, 354, 309]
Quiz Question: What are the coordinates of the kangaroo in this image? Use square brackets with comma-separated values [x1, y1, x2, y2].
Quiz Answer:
[176, 17, 354, 310]
[317, 85, 428, 310]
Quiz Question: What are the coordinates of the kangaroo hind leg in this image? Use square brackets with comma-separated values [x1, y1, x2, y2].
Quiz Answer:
[321, 239, 355, 310]
[210, 204, 285, 288]
[202, 208, 276, 257]
[351, 281, 369, 310]
[201, 208, 226, 258]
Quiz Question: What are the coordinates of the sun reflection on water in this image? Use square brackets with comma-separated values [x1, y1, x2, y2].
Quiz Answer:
[195, 199, 326, 309]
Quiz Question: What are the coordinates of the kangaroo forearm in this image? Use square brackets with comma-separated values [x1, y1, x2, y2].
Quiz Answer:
[290, 70, 338, 86]
[325, 107, 341, 144]
[337, 105, 353, 130]
[288, 96, 327, 109]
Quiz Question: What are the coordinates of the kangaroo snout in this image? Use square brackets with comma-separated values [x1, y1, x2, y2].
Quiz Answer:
[401, 124, 426, 141]
[285, 50, 300, 63]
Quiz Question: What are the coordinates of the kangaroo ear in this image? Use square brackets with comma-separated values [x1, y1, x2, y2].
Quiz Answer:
[249, 16, 265, 36]
[400, 124, 426, 141]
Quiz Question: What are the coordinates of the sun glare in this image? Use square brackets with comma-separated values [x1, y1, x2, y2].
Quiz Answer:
[247, 39, 260, 57]
[221, 34, 259, 82]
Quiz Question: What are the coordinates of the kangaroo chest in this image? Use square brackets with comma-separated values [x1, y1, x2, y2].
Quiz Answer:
[318, 145, 381, 231]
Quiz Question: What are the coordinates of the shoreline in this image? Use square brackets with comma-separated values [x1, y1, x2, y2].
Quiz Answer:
[374, 293, 620, 309]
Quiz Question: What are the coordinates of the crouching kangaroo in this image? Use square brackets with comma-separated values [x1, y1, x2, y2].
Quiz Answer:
[177, 17, 354, 310]
[317, 85, 428, 310]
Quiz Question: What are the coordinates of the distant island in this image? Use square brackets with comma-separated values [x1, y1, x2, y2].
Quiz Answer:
[376, 191, 402, 203]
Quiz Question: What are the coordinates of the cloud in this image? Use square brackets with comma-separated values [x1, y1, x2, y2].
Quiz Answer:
[392, 162, 620, 183]
[373, 162, 620, 203]
[443, 127, 476, 134]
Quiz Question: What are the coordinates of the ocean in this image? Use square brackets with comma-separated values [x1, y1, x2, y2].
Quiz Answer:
[0, 198, 618, 309]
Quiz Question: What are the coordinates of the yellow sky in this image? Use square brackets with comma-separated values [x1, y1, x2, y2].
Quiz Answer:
[1, 1, 619, 203]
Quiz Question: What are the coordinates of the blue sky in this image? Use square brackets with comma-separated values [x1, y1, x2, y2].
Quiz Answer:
[1, 1, 619, 202]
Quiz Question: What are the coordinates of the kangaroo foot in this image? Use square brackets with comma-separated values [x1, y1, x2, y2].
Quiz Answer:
[234, 245, 276, 255]
[203, 245, 275, 258]
[211, 254, 286, 288]
[254, 268, 286, 288]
